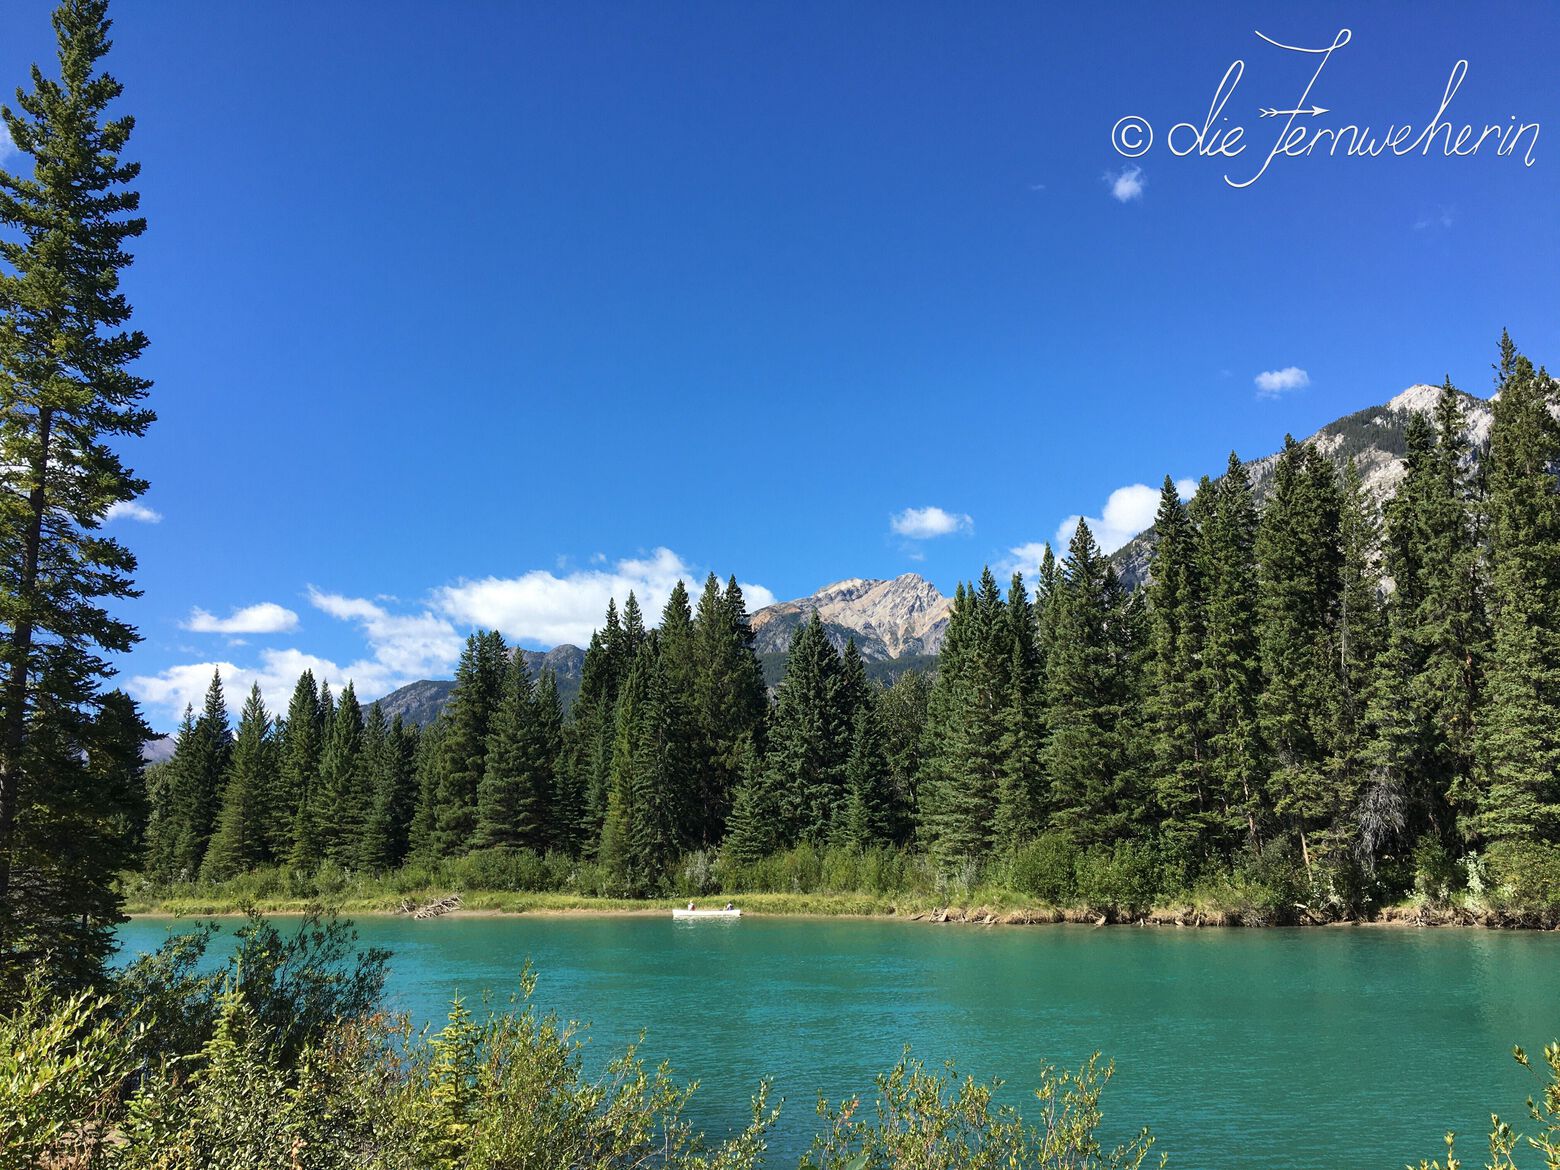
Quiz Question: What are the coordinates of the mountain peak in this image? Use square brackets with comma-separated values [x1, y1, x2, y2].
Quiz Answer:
[1112, 382, 1496, 588]
[1386, 383, 1444, 413]
[750, 573, 951, 661]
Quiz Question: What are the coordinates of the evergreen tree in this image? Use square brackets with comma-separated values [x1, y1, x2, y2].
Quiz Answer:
[9, 683, 148, 994]
[170, 672, 231, 879]
[144, 706, 194, 879]
[407, 718, 445, 861]
[431, 631, 508, 856]
[689, 575, 769, 844]
[473, 653, 543, 851]
[654, 582, 702, 847]
[359, 709, 418, 871]
[1197, 458, 1266, 855]
[923, 569, 1009, 863]
[836, 695, 893, 850]
[1334, 458, 1387, 866]
[1256, 437, 1345, 876]
[570, 602, 627, 853]
[319, 682, 367, 867]
[532, 673, 576, 855]
[1044, 523, 1140, 847]
[720, 735, 774, 866]
[0, 0, 153, 984]
[995, 573, 1045, 853]
[1473, 338, 1560, 844]
[599, 646, 681, 893]
[1145, 476, 1213, 863]
[357, 703, 409, 870]
[764, 613, 849, 846]
[202, 685, 274, 881]
[1419, 379, 1488, 831]
[878, 669, 929, 845]
[275, 671, 322, 865]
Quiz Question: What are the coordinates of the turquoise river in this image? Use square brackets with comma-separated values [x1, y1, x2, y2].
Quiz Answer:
[116, 915, 1560, 1167]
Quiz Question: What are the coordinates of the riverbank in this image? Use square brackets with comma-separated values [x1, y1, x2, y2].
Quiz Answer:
[121, 886, 1560, 928]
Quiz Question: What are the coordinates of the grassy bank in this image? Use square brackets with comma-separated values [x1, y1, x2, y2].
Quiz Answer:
[123, 881, 1499, 928]
[125, 886, 975, 919]
[119, 838, 1560, 927]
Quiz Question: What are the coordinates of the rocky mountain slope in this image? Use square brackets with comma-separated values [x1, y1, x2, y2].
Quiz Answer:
[375, 645, 586, 727]
[364, 384, 1484, 727]
[749, 574, 952, 661]
[1111, 384, 1493, 588]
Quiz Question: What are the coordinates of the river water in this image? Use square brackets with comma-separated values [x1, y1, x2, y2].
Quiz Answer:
[116, 914, 1560, 1167]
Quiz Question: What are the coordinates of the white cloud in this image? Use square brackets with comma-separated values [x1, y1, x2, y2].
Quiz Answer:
[184, 602, 299, 635]
[996, 541, 1052, 578]
[1106, 165, 1145, 202]
[1414, 205, 1455, 231]
[1254, 366, 1310, 398]
[890, 506, 973, 540]
[1053, 478, 1197, 555]
[105, 500, 162, 524]
[132, 547, 776, 726]
[0, 125, 16, 165]
[434, 548, 775, 649]
[128, 648, 368, 725]
[307, 588, 465, 682]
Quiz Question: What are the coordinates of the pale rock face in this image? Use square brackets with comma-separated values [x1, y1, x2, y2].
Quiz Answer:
[1113, 384, 1497, 589]
[749, 573, 952, 660]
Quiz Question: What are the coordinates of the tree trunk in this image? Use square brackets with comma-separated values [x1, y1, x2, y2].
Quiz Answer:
[0, 406, 52, 904]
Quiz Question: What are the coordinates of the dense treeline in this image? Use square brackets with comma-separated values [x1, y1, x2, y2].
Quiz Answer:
[144, 341, 1560, 917]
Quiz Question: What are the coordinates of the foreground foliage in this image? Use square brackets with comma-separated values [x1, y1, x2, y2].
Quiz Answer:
[1415, 1043, 1560, 1170]
[7, 911, 1560, 1169]
[1, 912, 1164, 1170]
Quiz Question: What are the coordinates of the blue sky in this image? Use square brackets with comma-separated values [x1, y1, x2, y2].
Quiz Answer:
[3, 2, 1555, 728]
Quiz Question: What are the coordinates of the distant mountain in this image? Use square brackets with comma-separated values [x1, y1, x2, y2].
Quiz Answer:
[141, 735, 176, 764]
[360, 385, 1483, 728]
[750, 574, 952, 662]
[1110, 384, 1493, 589]
[373, 645, 586, 728]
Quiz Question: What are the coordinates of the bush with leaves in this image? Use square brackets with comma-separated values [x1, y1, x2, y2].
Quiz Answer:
[801, 1048, 1160, 1170]
[113, 908, 388, 1068]
[358, 968, 778, 1170]
[1416, 1042, 1560, 1170]
[0, 976, 137, 1170]
[118, 983, 364, 1170]
[1008, 833, 1080, 904]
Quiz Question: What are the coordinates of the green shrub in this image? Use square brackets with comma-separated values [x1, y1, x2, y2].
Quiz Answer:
[114, 909, 388, 1069]
[119, 983, 362, 1170]
[0, 975, 134, 1170]
[443, 847, 568, 893]
[1009, 833, 1079, 903]
[387, 861, 438, 894]
[1074, 841, 1160, 918]
[804, 1049, 1157, 1170]
[1486, 841, 1560, 921]
[1223, 846, 1306, 926]
[673, 850, 718, 897]
[312, 860, 348, 897]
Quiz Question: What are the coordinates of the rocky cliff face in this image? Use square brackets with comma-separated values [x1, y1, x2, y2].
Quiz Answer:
[749, 573, 952, 661]
[374, 645, 586, 727]
[1111, 384, 1494, 589]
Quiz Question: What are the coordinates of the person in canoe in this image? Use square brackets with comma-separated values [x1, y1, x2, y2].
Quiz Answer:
[724, 901, 734, 911]
[687, 900, 695, 911]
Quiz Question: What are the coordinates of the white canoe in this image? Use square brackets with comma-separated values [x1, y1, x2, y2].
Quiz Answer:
[672, 908, 741, 919]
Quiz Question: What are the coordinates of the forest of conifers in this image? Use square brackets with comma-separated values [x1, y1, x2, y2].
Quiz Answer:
[142, 342, 1560, 916]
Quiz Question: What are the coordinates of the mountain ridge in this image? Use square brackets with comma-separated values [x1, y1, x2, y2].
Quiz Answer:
[366, 383, 1483, 728]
